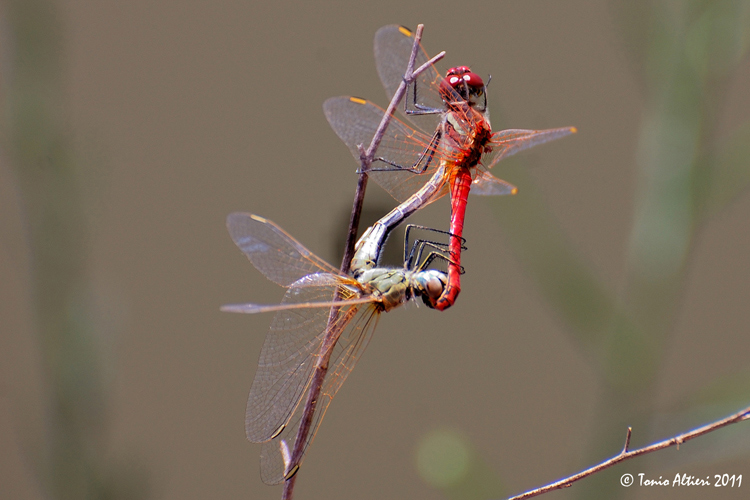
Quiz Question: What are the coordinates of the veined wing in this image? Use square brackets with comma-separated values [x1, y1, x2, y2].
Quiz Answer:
[374, 24, 445, 132]
[255, 287, 382, 484]
[324, 97, 453, 203]
[468, 127, 576, 195]
[222, 295, 380, 314]
[227, 213, 340, 287]
[484, 127, 577, 170]
[244, 273, 375, 446]
[471, 168, 518, 196]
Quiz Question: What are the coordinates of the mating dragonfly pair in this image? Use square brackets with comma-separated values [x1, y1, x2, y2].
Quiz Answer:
[224, 25, 576, 485]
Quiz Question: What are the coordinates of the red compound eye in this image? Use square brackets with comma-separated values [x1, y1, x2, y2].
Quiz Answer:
[446, 66, 472, 76]
[440, 66, 484, 102]
[446, 66, 484, 88]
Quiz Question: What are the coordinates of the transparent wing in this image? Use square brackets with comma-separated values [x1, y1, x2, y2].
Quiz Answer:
[374, 24, 445, 132]
[227, 213, 340, 287]
[471, 168, 518, 196]
[222, 296, 379, 314]
[256, 296, 382, 484]
[485, 127, 577, 170]
[245, 273, 369, 445]
[324, 97, 449, 203]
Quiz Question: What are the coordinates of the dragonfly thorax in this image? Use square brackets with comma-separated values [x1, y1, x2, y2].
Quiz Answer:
[357, 267, 447, 311]
[442, 106, 494, 170]
[359, 268, 410, 311]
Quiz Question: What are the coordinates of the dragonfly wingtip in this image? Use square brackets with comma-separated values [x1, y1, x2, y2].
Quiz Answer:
[398, 26, 412, 37]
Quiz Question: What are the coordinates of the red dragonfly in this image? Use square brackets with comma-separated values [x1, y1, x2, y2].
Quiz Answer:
[325, 25, 576, 310]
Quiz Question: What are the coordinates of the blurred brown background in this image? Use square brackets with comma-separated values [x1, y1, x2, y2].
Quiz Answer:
[1, 1, 749, 500]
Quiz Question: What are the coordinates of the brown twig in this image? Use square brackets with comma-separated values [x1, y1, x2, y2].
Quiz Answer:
[281, 24, 444, 500]
[339, 25, 444, 274]
[507, 404, 750, 500]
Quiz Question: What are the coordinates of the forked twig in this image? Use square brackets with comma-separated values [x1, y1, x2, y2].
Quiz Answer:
[507, 404, 750, 500]
[339, 25, 444, 275]
[281, 24, 444, 500]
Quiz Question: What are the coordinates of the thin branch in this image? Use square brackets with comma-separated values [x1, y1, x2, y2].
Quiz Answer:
[283, 24, 444, 500]
[507, 404, 750, 500]
[339, 26, 444, 274]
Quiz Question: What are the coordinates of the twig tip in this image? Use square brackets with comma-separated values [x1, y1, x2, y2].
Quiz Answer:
[622, 427, 632, 453]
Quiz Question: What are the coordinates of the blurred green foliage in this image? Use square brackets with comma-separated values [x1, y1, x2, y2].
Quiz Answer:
[417, 428, 504, 500]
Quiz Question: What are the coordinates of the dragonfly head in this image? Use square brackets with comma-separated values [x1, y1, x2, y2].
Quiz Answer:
[414, 269, 448, 309]
[440, 66, 485, 109]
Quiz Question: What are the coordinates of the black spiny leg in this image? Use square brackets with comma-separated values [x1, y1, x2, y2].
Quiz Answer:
[403, 224, 467, 271]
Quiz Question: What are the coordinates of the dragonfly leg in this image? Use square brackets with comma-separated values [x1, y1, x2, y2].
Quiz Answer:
[361, 157, 425, 174]
[416, 245, 465, 275]
[408, 240, 447, 272]
[358, 127, 442, 176]
[404, 224, 466, 263]
[480, 75, 490, 112]
[404, 224, 467, 272]
[404, 78, 444, 116]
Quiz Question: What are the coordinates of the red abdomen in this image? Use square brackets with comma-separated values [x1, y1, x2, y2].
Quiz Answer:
[433, 166, 472, 311]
